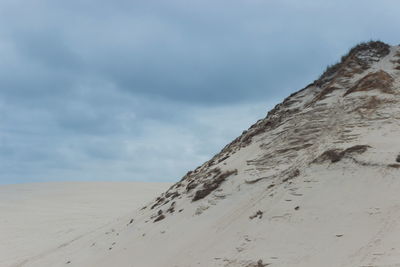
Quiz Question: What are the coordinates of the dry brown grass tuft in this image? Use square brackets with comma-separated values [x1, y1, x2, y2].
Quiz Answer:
[344, 70, 394, 96]
[192, 169, 238, 201]
[316, 41, 390, 87]
[388, 164, 400, 169]
[153, 214, 165, 222]
[313, 145, 371, 164]
[249, 210, 263, 220]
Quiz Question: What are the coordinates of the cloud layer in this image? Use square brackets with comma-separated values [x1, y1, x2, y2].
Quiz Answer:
[0, 0, 399, 183]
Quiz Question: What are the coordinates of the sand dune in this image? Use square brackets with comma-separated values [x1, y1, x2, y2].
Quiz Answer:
[4, 42, 400, 267]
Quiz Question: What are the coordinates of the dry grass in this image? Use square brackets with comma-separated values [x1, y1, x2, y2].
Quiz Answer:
[344, 70, 394, 96]
[166, 202, 176, 213]
[388, 164, 400, 169]
[317, 41, 390, 86]
[249, 210, 263, 220]
[313, 145, 371, 164]
[150, 196, 165, 210]
[153, 214, 165, 223]
[192, 169, 238, 201]
[282, 169, 300, 182]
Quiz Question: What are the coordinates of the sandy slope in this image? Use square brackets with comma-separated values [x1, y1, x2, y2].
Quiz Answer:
[5, 42, 400, 267]
[0, 182, 171, 267]
[23, 150, 400, 267]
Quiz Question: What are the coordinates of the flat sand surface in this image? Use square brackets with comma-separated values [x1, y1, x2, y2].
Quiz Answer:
[0, 182, 171, 267]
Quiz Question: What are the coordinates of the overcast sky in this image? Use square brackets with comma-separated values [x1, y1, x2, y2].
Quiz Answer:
[0, 0, 399, 184]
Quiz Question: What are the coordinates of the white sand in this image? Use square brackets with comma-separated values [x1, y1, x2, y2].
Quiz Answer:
[0, 182, 171, 267]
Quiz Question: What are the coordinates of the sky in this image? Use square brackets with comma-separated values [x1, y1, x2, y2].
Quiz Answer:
[0, 0, 399, 184]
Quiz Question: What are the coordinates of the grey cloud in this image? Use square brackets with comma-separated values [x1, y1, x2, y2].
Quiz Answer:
[0, 0, 399, 183]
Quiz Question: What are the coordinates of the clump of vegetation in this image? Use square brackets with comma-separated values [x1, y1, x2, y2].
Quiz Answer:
[186, 181, 198, 192]
[165, 191, 180, 200]
[317, 41, 390, 86]
[313, 145, 371, 164]
[166, 201, 176, 213]
[150, 196, 165, 210]
[282, 169, 300, 182]
[192, 169, 238, 201]
[388, 164, 400, 169]
[153, 210, 166, 222]
[319, 149, 349, 163]
[217, 154, 230, 163]
[153, 214, 165, 222]
[344, 70, 394, 96]
[249, 210, 263, 220]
